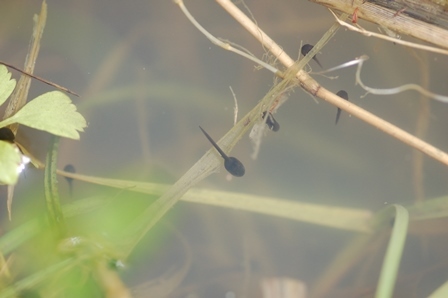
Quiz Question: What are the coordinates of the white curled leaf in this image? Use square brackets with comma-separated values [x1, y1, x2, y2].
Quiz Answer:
[0, 65, 17, 107]
[0, 91, 87, 139]
[0, 141, 22, 185]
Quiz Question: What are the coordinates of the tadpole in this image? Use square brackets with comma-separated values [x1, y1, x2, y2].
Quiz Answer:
[199, 126, 245, 177]
[335, 90, 349, 125]
[262, 111, 280, 132]
[63, 164, 76, 197]
[301, 44, 322, 68]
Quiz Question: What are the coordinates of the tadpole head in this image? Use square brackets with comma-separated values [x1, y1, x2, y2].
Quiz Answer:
[336, 90, 349, 101]
[301, 44, 314, 56]
[262, 111, 280, 132]
[0, 127, 15, 142]
[63, 164, 76, 193]
[199, 126, 245, 177]
[301, 44, 322, 68]
[224, 157, 245, 177]
[270, 121, 280, 132]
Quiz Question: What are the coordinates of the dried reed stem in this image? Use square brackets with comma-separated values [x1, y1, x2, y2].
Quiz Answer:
[215, 0, 448, 167]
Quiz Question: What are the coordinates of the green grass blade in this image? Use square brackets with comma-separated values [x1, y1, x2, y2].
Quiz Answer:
[407, 195, 448, 220]
[312, 204, 409, 298]
[185, 188, 372, 231]
[428, 279, 448, 297]
[57, 170, 372, 232]
[375, 204, 409, 298]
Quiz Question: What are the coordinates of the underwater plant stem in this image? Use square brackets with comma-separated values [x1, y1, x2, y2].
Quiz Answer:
[119, 59, 302, 257]
[312, 204, 409, 298]
[44, 136, 66, 236]
[215, 0, 448, 167]
[312, 231, 385, 298]
[57, 169, 373, 232]
[428, 279, 448, 297]
[375, 205, 409, 298]
[411, 51, 430, 203]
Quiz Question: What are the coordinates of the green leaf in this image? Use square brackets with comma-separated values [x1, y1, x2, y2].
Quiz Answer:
[0, 65, 16, 106]
[0, 141, 22, 185]
[0, 91, 87, 139]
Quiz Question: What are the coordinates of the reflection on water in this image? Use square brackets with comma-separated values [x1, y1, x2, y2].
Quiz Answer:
[1, 0, 448, 297]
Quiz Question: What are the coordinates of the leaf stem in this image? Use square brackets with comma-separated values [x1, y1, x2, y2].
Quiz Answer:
[44, 136, 66, 237]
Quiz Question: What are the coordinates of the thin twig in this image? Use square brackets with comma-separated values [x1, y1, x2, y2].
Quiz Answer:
[175, 0, 280, 75]
[0, 61, 79, 97]
[353, 55, 448, 102]
[316, 55, 448, 103]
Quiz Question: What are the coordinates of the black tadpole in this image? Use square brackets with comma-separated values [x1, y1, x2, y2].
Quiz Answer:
[262, 111, 280, 132]
[0, 127, 15, 143]
[63, 164, 76, 197]
[335, 90, 349, 125]
[199, 126, 245, 177]
[301, 44, 322, 68]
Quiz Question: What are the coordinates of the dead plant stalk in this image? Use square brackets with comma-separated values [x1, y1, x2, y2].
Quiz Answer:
[214, 0, 448, 167]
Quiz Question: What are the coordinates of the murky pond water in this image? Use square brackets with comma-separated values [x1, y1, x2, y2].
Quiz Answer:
[1, 0, 448, 297]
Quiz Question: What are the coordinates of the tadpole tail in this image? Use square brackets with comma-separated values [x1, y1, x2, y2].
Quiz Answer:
[199, 126, 228, 159]
[63, 164, 76, 198]
[68, 182, 73, 198]
[301, 44, 322, 68]
[335, 108, 342, 125]
[313, 57, 323, 68]
[335, 90, 349, 125]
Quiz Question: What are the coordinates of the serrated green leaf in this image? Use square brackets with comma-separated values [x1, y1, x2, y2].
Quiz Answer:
[0, 65, 17, 107]
[0, 91, 87, 139]
[0, 141, 22, 185]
